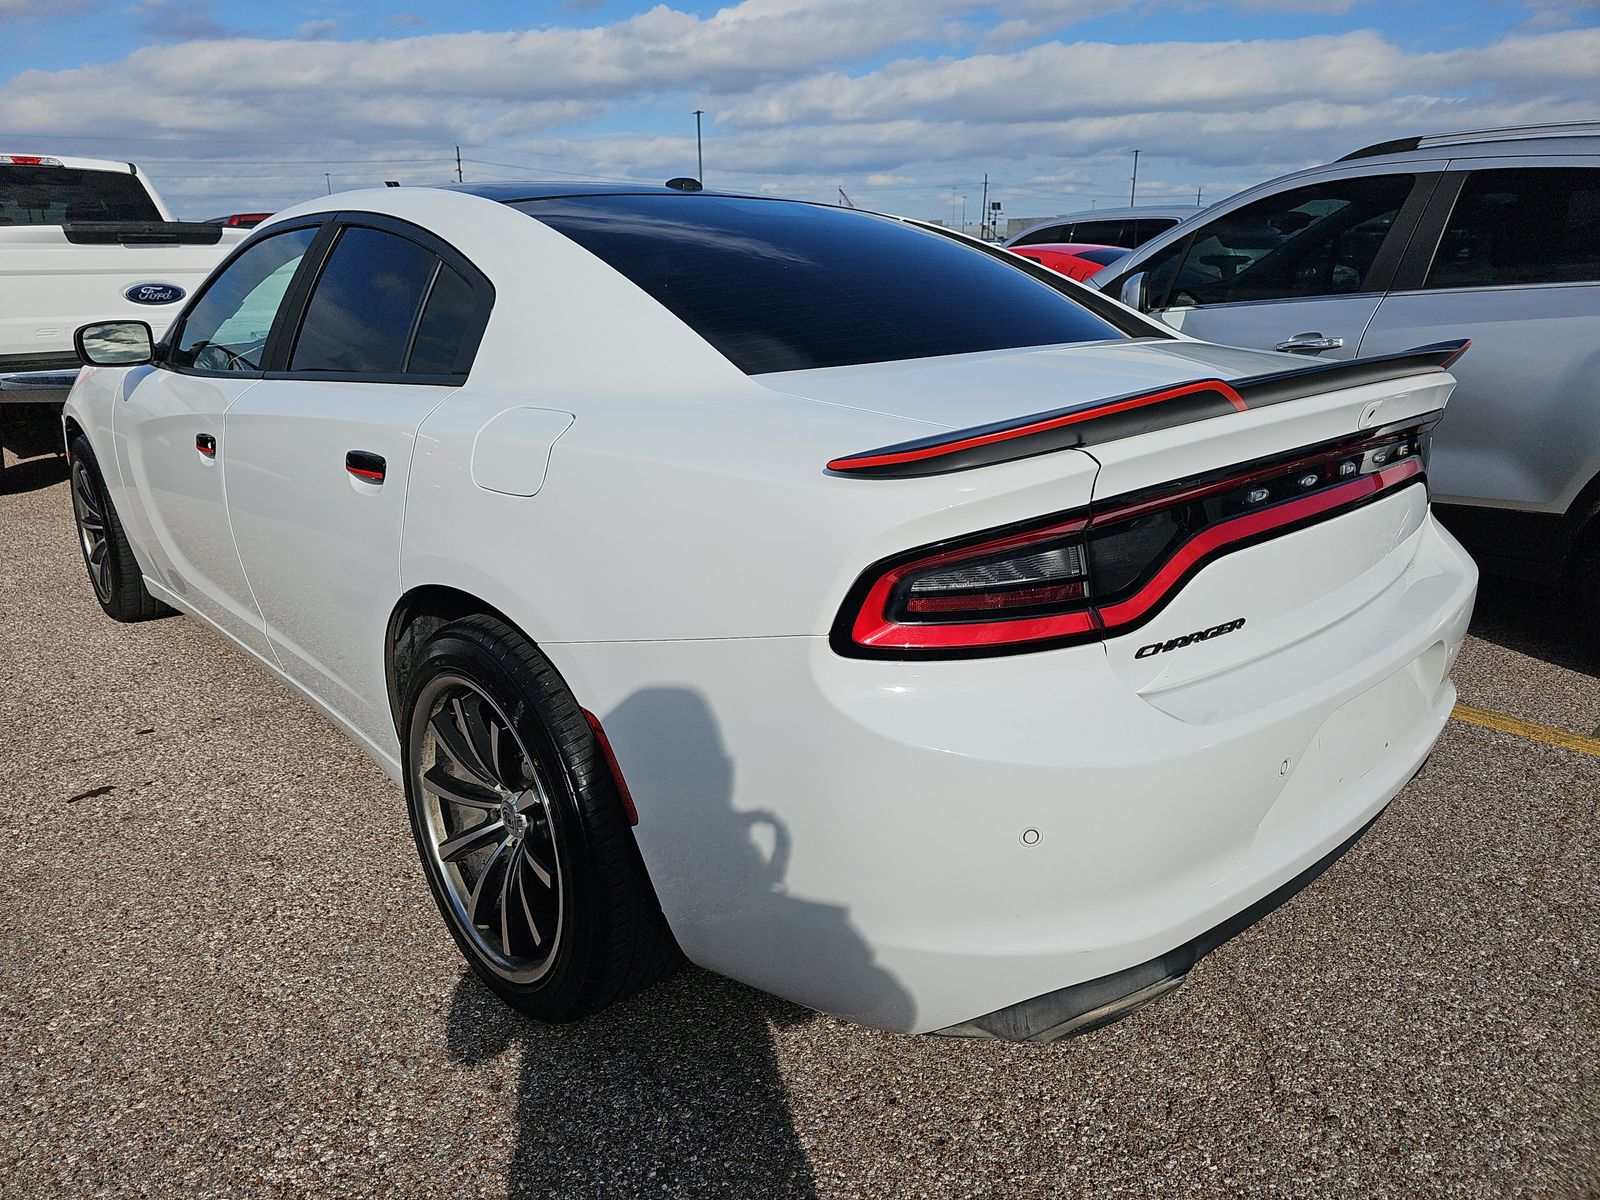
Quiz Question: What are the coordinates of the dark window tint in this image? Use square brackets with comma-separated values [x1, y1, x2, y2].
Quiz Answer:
[291, 226, 437, 374]
[1426, 168, 1600, 289]
[170, 227, 317, 372]
[406, 264, 475, 374]
[1010, 223, 1070, 247]
[0, 164, 162, 225]
[1128, 219, 1177, 247]
[1148, 175, 1413, 307]
[1071, 220, 1132, 247]
[519, 196, 1123, 375]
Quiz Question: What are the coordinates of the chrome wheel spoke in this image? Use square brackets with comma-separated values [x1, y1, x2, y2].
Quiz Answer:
[421, 764, 500, 811]
[438, 817, 506, 863]
[517, 865, 542, 948]
[456, 695, 503, 786]
[498, 852, 518, 955]
[466, 840, 510, 926]
[430, 709, 496, 787]
[521, 843, 553, 889]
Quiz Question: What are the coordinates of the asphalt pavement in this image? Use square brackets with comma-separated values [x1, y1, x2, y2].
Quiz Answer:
[2, 444, 1597, 1199]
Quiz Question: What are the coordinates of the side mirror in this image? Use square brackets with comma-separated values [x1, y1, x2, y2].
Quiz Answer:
[74, 320, 155, 367]
[1117, 272, 1148, 311]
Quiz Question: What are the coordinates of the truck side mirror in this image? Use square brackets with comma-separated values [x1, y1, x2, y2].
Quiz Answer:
[74, 320, 154, 367]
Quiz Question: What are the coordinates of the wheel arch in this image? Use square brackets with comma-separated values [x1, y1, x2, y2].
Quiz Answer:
[385, 584, 526, 737]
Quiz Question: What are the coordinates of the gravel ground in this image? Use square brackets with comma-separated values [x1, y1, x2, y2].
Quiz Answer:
[2, 443, 1597, 1199]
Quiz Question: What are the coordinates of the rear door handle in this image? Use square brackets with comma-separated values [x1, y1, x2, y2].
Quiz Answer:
[196, 433, 216, 458]
[345, 450, 386, 483]
[1275, 332, 1345, 354]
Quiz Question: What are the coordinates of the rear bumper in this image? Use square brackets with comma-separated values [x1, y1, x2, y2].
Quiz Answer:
[550, 512, 1478, 1035]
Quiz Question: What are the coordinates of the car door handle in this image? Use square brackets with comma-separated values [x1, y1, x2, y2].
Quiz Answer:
[345, 450, 386, 483]
[1275, 332, 1345, 354]
[195, 433, 216, 458]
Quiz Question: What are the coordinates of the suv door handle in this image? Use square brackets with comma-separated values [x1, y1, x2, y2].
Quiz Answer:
[1275, 332, 1345, 354]
[345, 450, 386, 483]
[195, 433, 216, 458]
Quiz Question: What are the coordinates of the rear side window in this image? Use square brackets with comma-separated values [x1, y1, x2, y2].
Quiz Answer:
[0, 164, 161, 224]
[406, 265, 476, 374]
[520, 196, 1123, 374]
[1010, 223, 1069, 247]
[1143, 175, 1414, 307]
[1070, 220, 1132, 247]
[1128, 219, 1176, 246]
[291, 227, 438, 374]
[1425, 168, 1600, 289]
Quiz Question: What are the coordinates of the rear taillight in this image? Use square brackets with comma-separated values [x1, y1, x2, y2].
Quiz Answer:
[834, 422, 1431, 658]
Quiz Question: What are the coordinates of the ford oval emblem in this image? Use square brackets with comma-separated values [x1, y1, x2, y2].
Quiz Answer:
[125, 282, 186, 305]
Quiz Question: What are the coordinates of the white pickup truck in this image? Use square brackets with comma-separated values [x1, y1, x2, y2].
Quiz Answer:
[1, 153, 248, 480]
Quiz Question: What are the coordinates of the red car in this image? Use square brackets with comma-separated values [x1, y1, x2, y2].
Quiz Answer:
[1008, 242, 1129, 282]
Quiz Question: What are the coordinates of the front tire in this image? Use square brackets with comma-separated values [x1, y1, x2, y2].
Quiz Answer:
[402, 614, 677, 1021]
[67, 434, 174, 623]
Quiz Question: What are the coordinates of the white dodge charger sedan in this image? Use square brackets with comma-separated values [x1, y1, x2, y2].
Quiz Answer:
[62, 183, 1477, 1042]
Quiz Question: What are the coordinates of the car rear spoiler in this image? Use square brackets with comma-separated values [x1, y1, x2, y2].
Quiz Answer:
[825, 340, 1469, 479]
[62, 221, 224, 246]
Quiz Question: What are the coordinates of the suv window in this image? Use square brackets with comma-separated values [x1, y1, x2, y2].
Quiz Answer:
[0, 164, 162, 225]
[1010, 223, 1069, 247]
[1426, 167, 1600, 289]
[290, 226, 440, 374]
[520, 195, 1124, 375]
[1144, 175, 1414, 308]
[169, 226, 318, 372]
[1070, 220, 1131, 247]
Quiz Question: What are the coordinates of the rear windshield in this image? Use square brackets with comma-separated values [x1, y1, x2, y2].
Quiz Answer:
[0, 164, 161, 225]
[514, 195, 1124, 374]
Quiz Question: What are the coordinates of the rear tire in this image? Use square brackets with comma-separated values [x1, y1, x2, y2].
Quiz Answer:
[402, 614, 678, 1022]
[67, 434, 174, 623]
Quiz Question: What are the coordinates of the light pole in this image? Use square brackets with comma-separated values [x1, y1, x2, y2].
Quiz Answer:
[324, 172, 332, 195]
[693, 110, 704, 183]
[1129, 149, 1140, 206]
[960, 195, 967, 232]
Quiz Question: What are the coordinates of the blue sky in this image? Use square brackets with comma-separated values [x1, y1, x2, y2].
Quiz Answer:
[3, 0, 1597, 222]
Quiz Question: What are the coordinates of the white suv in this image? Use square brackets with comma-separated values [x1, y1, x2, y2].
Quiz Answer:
[1094, 123, 1600, 614]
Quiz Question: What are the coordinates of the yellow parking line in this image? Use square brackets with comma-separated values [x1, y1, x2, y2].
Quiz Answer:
[1451, 703, 1600, 759]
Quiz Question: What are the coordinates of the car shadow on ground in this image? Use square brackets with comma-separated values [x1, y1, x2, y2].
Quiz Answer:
[0, 450, 68, 494]
[1468, 574, 1595, 676]
[444, 685, 916, 1199]
[447, 968, 819, 1199]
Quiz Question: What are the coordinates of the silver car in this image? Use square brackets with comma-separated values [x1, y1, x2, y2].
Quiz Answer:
[1092, 123, 1600, 615]
[1006, 204, 1203, 249]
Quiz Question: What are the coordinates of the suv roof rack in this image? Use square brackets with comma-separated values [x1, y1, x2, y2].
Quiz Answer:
[1339, 121, 1600, 162]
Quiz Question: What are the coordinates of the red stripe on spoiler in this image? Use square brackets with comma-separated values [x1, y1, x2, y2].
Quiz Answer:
[826, 379, 1246, 473]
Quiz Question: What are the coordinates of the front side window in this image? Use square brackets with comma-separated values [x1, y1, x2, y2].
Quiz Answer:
[169, 226, 318, 372]
[521, 196, 1124, 375]
[1144, 175, 1415, 308]
[290, 226, 440, 374]
[1011, 223, 1069, 247]
[1425, 168, 1600, 289]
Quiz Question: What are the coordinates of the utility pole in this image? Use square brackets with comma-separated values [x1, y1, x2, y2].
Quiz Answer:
[960, 195, 967, 232]
[1130, 149, 1140, 206]
[980, 173, 989, 239]
[324, 172, 331, 194]
[693, 110, 704, 183]
[1196, 185, 1203, 205]
[455, 145, 463, 183]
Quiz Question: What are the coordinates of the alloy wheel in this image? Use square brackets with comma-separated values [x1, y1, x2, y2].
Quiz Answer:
[411, 675, 565, 983]
[70, 459, 112, 603]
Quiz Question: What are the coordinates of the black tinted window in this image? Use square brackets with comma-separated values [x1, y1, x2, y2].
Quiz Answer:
[1129, 219, 1176, 246]
[1076, 247, 1129, 267]
[0, 164, 162, 224]
[1071, 220, 1132, 247]
[170, 227, 317, 372]
[1148, 175, 1413, 307]
[1426, 168, 1600, 289]
[520, 196, 1122, 374]
[291, 226, 437, 374]
[1010, 223, 1069, 247]
[407, 264, 476, 374]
